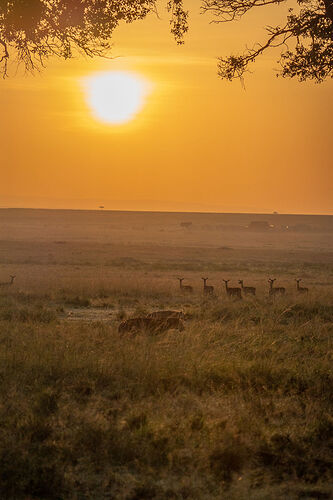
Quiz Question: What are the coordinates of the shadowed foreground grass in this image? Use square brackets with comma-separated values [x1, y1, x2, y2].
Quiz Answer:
[0, 292, 332, 499]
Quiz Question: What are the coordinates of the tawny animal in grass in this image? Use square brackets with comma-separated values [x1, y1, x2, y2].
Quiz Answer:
[0, 275, 16, 287]
[146, 310, 185, 320]
[118, 316, 185, 335]
[295, 279, 309, 294]
[223, 280, 242, 299]
[177, 277, 193, 293]
[238, 280, 256, 296]
[201, 277, 214, 295]
[268, 278, 286, 296]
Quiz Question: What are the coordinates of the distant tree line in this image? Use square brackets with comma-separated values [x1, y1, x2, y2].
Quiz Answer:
[0, 0, 332, 82]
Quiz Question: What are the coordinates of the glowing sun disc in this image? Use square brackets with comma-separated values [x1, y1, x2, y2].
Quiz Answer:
[83, 71, 151, 125]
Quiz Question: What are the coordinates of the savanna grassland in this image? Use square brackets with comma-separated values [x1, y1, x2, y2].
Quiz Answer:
[0, 209, 332, 499]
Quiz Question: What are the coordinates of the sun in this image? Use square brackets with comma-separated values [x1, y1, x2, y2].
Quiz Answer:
[83, 71, 152, 125]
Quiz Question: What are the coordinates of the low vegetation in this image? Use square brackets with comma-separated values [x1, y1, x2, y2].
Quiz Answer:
[0, 286, 332, 499]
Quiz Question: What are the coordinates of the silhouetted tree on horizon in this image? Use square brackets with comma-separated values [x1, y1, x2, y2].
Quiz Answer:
[0, 0, 332, 82]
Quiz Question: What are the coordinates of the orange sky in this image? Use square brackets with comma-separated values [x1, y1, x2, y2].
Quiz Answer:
[1, 1, 332, 214]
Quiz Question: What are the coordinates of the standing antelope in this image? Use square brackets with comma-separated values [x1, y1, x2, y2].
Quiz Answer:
[238, 280, 256, 296]
[268, 278, 285, 296]
[201, 277, 214, 295]
[0, 275, 16, 287]
[177, 278, 193, 293]
[223, 280, 242, 299]
[295, 279, 308, 294]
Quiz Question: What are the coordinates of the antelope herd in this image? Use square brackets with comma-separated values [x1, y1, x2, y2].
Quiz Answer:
[177, 277, 309, 298]
[0, 274, 309, 299]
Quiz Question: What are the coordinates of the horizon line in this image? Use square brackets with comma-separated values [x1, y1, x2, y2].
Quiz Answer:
[0, 206, 332, 218]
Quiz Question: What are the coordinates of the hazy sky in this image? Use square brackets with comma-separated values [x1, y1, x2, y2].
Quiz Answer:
[1, 0, 332, 214]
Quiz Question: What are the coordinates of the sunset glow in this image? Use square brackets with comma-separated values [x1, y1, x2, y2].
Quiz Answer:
[83, 71, 151, 125]
[1, 5, 332, 214]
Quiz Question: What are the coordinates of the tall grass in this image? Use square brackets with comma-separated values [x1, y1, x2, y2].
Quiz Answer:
[0, 288, 332, 499]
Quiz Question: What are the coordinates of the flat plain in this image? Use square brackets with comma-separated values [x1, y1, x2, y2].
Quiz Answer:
[0, 209, 332, 499]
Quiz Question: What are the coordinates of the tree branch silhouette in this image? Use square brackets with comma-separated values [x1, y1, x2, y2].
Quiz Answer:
[0, 0, 188, 77]
[0, 0, 332, 82]
[202, 0, 333, 82]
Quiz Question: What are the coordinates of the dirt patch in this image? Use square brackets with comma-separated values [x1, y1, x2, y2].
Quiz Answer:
[60, 307, 120, 323]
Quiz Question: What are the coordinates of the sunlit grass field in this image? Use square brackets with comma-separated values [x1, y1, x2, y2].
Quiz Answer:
[0, 209, 332, 499]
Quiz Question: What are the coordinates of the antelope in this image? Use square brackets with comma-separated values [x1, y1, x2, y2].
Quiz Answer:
[268, 278, 285, 296]
[177, 278, 193, 293]
[147, 310, 185, 320]
[0, 275, 16, 287]
[223, 280, 242, 299]
[118, 316, 185, 335]
[201, 277, 214, 295]
[295, 279, 308, 294]
[238, 280, 256, 296]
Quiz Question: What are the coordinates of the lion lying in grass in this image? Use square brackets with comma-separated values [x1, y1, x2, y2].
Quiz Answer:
[118, 315, 185, 335]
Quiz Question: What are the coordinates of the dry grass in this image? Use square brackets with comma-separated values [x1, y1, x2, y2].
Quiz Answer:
[0, 289, 332, 499]
[0, 210, 332, 499]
